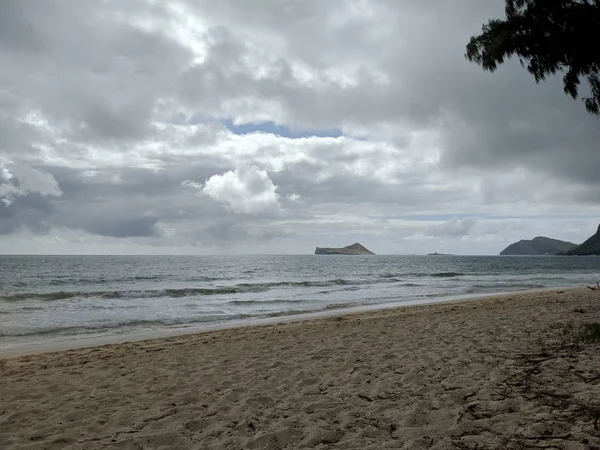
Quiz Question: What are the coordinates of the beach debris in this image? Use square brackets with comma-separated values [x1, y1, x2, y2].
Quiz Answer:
[586, 281, 600, 290]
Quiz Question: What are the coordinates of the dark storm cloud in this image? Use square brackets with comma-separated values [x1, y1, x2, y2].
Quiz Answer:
[0, 195, 53, 235]
[35, 165, 230, 238]
[176, 0, 600, 189]
[83, 216, 160, 238]
[0, 90, 43, 157]
[271, 171, 461, 208]
[0, 0, 42, 52]
[0, 162, 232, 239]
[0, 0, 192, 144]
[45, 164, 225, 200]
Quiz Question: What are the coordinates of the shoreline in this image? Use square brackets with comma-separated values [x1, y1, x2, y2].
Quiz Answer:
[0, 285, 579, 359]
[2, 286, 599, 449]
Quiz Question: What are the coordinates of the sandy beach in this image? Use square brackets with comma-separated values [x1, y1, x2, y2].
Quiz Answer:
[2, 288, 600, 449]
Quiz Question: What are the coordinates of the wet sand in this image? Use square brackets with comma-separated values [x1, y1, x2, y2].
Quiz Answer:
[1, 288, 599, 449]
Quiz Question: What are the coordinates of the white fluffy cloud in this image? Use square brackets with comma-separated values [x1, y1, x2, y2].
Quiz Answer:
[187, 165, 280, 214]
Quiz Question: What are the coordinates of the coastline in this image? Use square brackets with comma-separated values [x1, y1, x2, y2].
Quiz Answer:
[2, 287, 599, 449]
[0, 285, 579, 358]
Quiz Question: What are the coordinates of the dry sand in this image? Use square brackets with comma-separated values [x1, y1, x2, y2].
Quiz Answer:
[1, 288, 600, 449]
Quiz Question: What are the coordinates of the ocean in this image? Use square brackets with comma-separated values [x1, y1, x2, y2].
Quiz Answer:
[1, 255, 599, 352]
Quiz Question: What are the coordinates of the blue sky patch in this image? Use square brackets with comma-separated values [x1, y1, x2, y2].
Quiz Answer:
[221, 119, 342, 139]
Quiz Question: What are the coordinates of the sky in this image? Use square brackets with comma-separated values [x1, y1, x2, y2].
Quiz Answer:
[0, 0, 599, 255]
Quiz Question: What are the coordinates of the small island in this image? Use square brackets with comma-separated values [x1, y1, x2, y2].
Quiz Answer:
[315, 242, 375, 255]
[499, 224, 600, 256]
[566, 223, 600, 255]
[499, 236, 578, 255]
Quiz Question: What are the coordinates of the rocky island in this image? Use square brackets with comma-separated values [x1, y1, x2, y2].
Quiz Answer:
[315, 242, 375, 255]
[500, 223, 600, 256]
[499, 236, 578, 255]
[566, 223, 600, 255]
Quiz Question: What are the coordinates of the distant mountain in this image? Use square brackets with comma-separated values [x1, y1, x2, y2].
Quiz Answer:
[315, 242, 375, 255]
[499, 236, 578, 256]
[566, 224, 600, 255]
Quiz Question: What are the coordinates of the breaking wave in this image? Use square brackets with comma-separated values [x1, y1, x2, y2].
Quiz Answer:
[0, 279, 378, 302]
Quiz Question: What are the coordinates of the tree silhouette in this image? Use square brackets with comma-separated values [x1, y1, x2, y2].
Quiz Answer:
[466, 0, 600, 115]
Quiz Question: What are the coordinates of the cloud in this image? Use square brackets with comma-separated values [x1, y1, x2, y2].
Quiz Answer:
[0, 0, 598, 254]
[0, 164, 62, 206]
[82, 216, 160, 238]
[425, 218, 478, 238]
[189, 165, 280, 214]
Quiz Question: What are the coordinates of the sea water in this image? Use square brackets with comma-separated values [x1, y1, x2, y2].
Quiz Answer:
[1, 255, 599, 351]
